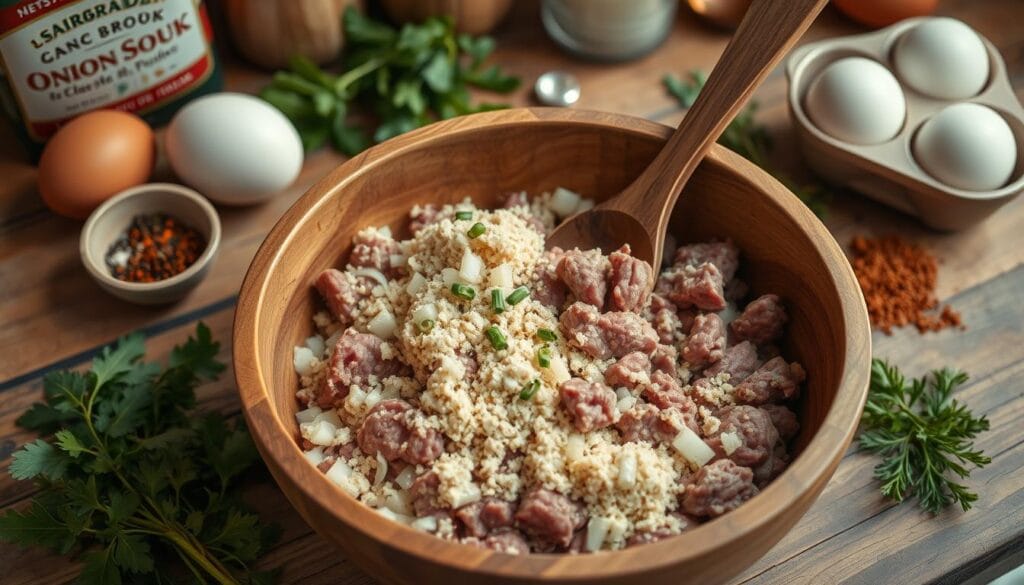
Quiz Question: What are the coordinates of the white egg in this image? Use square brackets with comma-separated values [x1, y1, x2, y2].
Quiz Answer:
[913, 103, 1017, 192]
[893, 18, 989, 100]
[165, 93, 303, 205]
[805, 57, 907, 145]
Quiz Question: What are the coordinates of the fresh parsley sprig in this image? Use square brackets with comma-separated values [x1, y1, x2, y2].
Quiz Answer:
[663, 71, 830, 217]
[0, 324, 277, 585]
[261, 7, 520, 155]
[859, 358, 991, 514]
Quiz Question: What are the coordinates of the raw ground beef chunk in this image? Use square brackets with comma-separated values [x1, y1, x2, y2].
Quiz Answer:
[533, 247, 568, 310]
[315, 269, 366, 327]
[753, 445, 790, 487]
[733, 357, 806, 405]
[642, 370, 692, 411]
[356, 399, 444, 465]
[608, 245, 654, 312]
[703, 340, 760, 383]
[760, 404, 800, 440]
[317, 329, 408, 408]
[456, 498, 516, 538]
[731, 294, 788, 346]
[604, 351, 652, 390]
[681, 459, 759, 518]
[560, 378, 618, 432]
[560, 302, 658, 359]
[515, 488, 587, 550]
[706, 405, 779, 467]
[616, 403, 695, 443]
[350, 229, 402, 277]
[557, 249, 611, 310]
[409, 470, 445, 517]
[648, 293, 685, 344]
[657, 263, 727, 312]
[673, 240, 740, 282]
[681, 313, 726, 369]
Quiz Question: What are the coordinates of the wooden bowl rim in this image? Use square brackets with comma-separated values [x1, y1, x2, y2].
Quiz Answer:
[233, 107, 871, 580]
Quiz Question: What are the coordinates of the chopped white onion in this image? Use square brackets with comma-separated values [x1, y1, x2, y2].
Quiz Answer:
[411, 515, 438, 532]
[314, 410, 342, 427]
[550, 187, 582, 218]
[459, 249, 484, 283]
[616, 396, 637, 413]
[606, 518, 626, 546]
[305, 335, 326, 358]
[488, 263, 514, 290]
[368, 309, 397, 339]
[385, 490, 413, 515]
[617, 451, 637, 489]
[303, 447, 325, 466]
[549, 355, 571, 385]
[441, 267, 460, 286]
[395, 466, 417, 491]
[615, 387, 631, 401]
[407, 272, 427, 295]
[352, 267, 388, 287]
[293, 346, 316, 377]
[672, 426, 716, 467]
[575, 198, 595, 213]
[720, 431, 743, 456]
[306, 419, 337, 446]
[347, 386, 367, 409]
[390, 254, 407, 268]
[378, 226, 392, 238]
[364, 388, 383, 411]
[295, 405, 322, 424]
[449, 483, 482, 508]
[412, 303, 438, 328]
[585, 516, 611, 552]
[376, 507, 414, 524]
[566, 434, 585, 461]
[325, 459, 352, 485]
[374, 453, 388, 486]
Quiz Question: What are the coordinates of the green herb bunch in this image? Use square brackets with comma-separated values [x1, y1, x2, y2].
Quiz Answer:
[663, 71, 830, 217]
[860, 359, 991, 514]
[262, 7, 521, 155]
[0, 324, 276, 585]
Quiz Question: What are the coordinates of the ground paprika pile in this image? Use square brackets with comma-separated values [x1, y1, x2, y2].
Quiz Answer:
[849, 235, 963, 335]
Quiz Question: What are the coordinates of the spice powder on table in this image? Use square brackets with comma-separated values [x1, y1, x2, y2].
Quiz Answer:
[105, 213, 206, 283]
[849, 235, 963, 335]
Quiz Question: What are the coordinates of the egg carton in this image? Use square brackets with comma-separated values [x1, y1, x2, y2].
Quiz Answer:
[786, 17, 1024, 230]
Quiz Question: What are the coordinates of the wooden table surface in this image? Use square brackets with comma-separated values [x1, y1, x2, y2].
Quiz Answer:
[3, 2, 1023, 583]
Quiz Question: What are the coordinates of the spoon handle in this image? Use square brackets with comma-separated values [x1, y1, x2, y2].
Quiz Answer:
[609, 0, 828, 239]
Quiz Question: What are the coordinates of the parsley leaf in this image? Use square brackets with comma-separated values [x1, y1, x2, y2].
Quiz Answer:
[860, 359, 991, 513]
[0, 323, 278, 584]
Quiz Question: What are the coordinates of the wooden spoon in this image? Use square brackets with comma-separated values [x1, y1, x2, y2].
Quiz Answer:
[546, 0, 829, 269]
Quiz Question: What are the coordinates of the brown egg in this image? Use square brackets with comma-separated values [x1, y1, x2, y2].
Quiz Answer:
[38, 110, 156, 219]
[832, 0, 938, 29]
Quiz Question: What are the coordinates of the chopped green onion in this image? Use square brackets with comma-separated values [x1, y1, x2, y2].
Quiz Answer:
[537, 345, 552, 368]
[455, 210, 473, 220]
[491, 289, 506, 314]
[418, 319, 435, 333]
[519, 379, 541, 401]
[485, 326, 508, 350]
[506, 286, 529, 305]
[451, 283, 475, 301]
[536, 328, 558, 342]
[467, 222, 486, 238]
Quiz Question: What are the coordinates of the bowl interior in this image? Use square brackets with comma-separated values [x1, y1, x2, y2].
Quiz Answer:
[238, 109, 868, 583]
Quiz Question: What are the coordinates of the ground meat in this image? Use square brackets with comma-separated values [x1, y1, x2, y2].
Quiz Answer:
[533, 247, 568, 310]
[753, 446, 790, 487]
[657, 263, 727, 312]
[356, 399, 444, 465]
[604, 352, 651, 390]
[642, 370, 691, 410]
[560, 378, 617, 432]
[560, 303, 658, 359]
[455, 498, 516, 538]
[350, 229, 402, 277]
[608, 245, 654, 312]
[464, 529, 532, 554]
[681, 460, 759, 518]
[409, 470, 445, 517]
[651, 344, 678, 377]
[673, 241, 739, 283]
[557, 249, 611, 310]
[317, 330, 408, 408]
[703, 340, 760, 383]
[648, 293, 684, 344]
[760, 404, 800, 440]
[706, 405, 779, 467]
[314, 269, 366, 327]
[409, 204, 442, 235]
[681, 313, 725, 370]
[616, 403, 693, 443]
[731, 294, 788, 346]
[515, 488, 586, 550]
[733, 357, 806, 405]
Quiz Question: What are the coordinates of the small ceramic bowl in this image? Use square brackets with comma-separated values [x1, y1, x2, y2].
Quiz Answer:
[80, 183, 221, 305]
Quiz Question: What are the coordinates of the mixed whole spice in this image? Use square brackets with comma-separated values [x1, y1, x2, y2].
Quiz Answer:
[105, 213, 206, 283]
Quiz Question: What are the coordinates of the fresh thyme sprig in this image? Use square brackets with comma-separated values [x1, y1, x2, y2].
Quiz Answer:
[859, 358, 990, 514]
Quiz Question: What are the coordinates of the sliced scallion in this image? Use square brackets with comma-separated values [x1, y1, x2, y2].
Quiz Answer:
[537, 345, 552, 368]
[536, 328, 557, 342]
[451, 283, 475, 301]
[467, 222, 486, 238]
[485, 326, 508, 350]
[519, 379, 541, 401]
[418, 319, 435, 333]
[491, 289, 506, 314]
[455, 210, 473, 220]
[506, 286, 529, 305]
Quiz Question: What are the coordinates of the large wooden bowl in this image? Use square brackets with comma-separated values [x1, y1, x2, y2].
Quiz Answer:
[234, 108, 871, 584]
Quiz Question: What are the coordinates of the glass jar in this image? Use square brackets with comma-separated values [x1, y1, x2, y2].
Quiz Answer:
[542, 0, 678, 61]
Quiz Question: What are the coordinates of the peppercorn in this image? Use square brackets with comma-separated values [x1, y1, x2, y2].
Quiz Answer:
[105, 213, 206, 283]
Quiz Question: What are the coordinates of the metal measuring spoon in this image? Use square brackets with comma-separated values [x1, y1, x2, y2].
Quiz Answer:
[534, 71, 581, 107]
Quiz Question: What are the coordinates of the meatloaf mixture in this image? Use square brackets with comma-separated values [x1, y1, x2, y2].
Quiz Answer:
[293, 188, 805, 554]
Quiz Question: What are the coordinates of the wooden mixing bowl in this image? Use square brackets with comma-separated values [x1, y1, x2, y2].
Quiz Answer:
[234, 108, 871, 584]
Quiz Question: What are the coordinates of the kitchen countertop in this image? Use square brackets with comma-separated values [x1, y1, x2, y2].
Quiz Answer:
[2, 2, 1022, 583]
